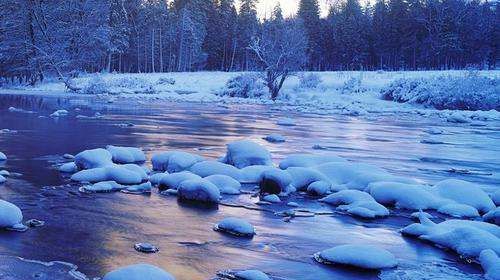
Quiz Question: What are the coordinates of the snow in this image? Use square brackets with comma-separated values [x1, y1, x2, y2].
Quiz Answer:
[240, 165, 274, 183]
[221, 140, 272, 168]
[49, 109, 69, 118]
[106, 145, 146, 164]
[59, 162, 78, 173]
[314, 245, 398, 270]
[214, 217, 255, 237]
[158, 171, 201, 190]
[320, 190, 389, 218]
[493, 190, 500, 206]
[82, 181, 124, 193]
[479, 249, 500, 280]
[286, 167, 329, 191]
[74, 148, 113, 169]
[177, 178, 221, 204]
[262, 194, 281, 203]
[71, 164, 145, 185]
[258, 168, 293, 195]
[0, 170, 9, 176]
[189, 161, 242, 181]
[279, 154, 347, 169]
[102, 263, 175, 280]
[0, 199, 24, 230]
[435, 179, 495, 213]
[0, 175, 6, 184]
[263, 134, 285, 143]
[204, 175, 241, 195]
[0, 152, 6, 161]
[437, 203, 480, 218]
[152, 151, 204, 172]
[122, 182, 152, 194]
[234, 270, 270, 280]
[276, 118, 296, 126]
[483, 208, 500, 225]
[307, 181, 331, 196]
[149, 172, 168, 186]
[368, 182, 443, 210]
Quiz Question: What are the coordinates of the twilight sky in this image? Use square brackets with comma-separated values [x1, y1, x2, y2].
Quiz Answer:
[251, 0, 331, 19]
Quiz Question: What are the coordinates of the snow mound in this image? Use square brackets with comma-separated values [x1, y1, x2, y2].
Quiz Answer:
[483, 207, 500, 225]
[286, 167, 329, 191]
[106, 146, 146, 164]
[158, 171, 201, 190]
[221, 140, 272, 168]
[214, 217, 255, 237]
[435, 179, 495, 213]
[50, 109, 68, 118]
[258, 168, 293, 195]
[0, 175, 6, 184]
[368, 182, 443, 210]
[262, 194, 281, 203]
[279, 154, 346, 169]
[102, 263, 175, 280]
[205, 175, 241, 195]
[59, 162, 78, 173]
[492, 190, 500, 206]
[82, 181, 124, 193]
[234, 270, 270, 280]
[307, 181, 331, 196]
[314, 245, 397, 270]
[75, 148, 113, 169]
[480, 249, 500, 280]
[177, 178, 220, 204]
[240, 165, 274, 183]
[71, 164, 146, 185]
[152, 151, 204, 172]
[437, 203, 480, 218]
[149, 173, 168, 186]
[190, 161, 242, 181]
[320, 190, 389, 218]
[0, 152, 6, 161]
[263, 134, 285, 143]
[0, 199, 24, 230]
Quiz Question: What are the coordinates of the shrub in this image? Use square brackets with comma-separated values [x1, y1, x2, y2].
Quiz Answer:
[82, 74, 108, 95]
[341, 76, 365, 94]
[297, 73, 322, 89]
[220, 73, 265, 98]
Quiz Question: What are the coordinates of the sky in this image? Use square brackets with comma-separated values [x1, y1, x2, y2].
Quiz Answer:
[253, 0, 331, 19]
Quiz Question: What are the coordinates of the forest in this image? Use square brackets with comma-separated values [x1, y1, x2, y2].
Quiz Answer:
[0, 0, 498, 85]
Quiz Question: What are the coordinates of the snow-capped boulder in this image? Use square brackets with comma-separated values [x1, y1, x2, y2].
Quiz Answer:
[71, 164, 145, 185]
[307, 181, 331, 196]
[59, 162, 78, 173]
[221, 140, 272, 168]
[437, 203, 480, 218]
[82, 181, 124, 193]
[483, 208, 500, 225]
[263, 134, 285, 143]
[314, 245, 398, 270]
[480, 249, 500, 280]
[102, 264, 175, 280]
[435, 179, 495, 213]
[315, 162, 416, 191]
[158, 171, 201, 190]
[106, 146, 146, 164]
[214, 217, 255, 237]
[492, 190, 500, 206]
[259, 168, 292, 195]
[286, 167, 329, 191]
[262, 194, 281, 203]
[0, 170, 9, 176]
[205, 175, 241, 195]
[177, 178, 220, 204]
[234, 270, 270, 280]
[190, 161, 242, 181]
[0, 200, 24, 231]
[0, 152, 6, 161]
[75, 148, 113, 169]
[50, 109, 69, 118]
[320, 190, 389, 218]
[240, 165, 274, 183]
[368, 182, 443, 210]
[0, 175, 6, 184]
[152, 151, 204, 172]
[149, 172, 168, 186]
[279, 154, 346, 169]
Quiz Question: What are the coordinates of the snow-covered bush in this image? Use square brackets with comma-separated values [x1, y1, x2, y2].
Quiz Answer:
[341, 76, 365, 94]
[382, 74, 500, 111]
[82, 74, 108, 95]
[297, 73, 322, 89]
[219, 73, 265, 98]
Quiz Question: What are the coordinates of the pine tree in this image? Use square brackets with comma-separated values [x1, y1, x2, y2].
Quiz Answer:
[298, 0, 321, 69]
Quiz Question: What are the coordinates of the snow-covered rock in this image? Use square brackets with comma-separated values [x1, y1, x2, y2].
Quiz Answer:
[368, 182, 443, 210]
[279, 154, 346, 169]
[0, 175, 6, 184]
[410, 211, 434, 220]
[149, 173, 168, 186]
[437, 203, 480, 218]
[435, 179, 495, 213]
[234, 270, 270, 280]
[263, 134, 285, 143]
[286, 167, 329, 191]
[123, 182, 152, 194]
[221, 140, 272, 168]
[0, 152, 6, 161]
[0, 199, 24, 231]
[276, 118, 296, 126]
[483, 207, 500, 225]
[214, 217, 255, 237]
[0, 170, 9, 176]
[314, 245, 398, 270]
[75, 148, 113, 169]
[106, 145, 146, 164]
[320, 190, 389, 218]
[59, 162, 78, 173]
[240, 165, 274, 183]
[102, 264, 175, 280]
[258, 168, 292, 194]
[262, 194, 281, 203]
[190, 161, 242, 181]
[492, 190, 500, 206]
[71, 164, 145, 185]
[158, 171, 201, 190]
[307, 181, 331, 196]
[152, 151, 204, 172]
[480, 249, 500, 280]
[50, 109, 69, 118]
[205, 175, 241, 194]
[81, 181, 125, 193]
[177, 178, 220, 204]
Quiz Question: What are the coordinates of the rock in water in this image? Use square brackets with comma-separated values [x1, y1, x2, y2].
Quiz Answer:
[314, 245, 398, 270]
[221, 140, 272, 168]
[214, 218, 255, 237]
[0, 152, 6, 161]
[134, 243, 159, 253]
[106, 145, 146, 164]
[178, 178, 220, 204]
[235, 270, 271, 280]
[103, 264, 175, 280]
[75, 148, 113, 169]
[0, 199, 26, 231]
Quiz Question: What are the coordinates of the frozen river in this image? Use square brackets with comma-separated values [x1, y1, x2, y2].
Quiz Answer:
[0, 93, 498, 280]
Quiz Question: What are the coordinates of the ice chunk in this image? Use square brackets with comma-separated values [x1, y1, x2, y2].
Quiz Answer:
[483, 208, 500, 225]
[152, 151, 204, 173]
[479, 249, 500, 280]
[314, 245, 397, 270]
[158, 171, 201, 190]
[437, 203, 480, 218]
[435, 179, 495, 213]
[263, 134, 285, 143]
[106, 145, 146, 164]
[320, 190, 389, 218]
[307, 181, 331, 196]
[205, 175, 241, 195]
[234, 270, 270, 280]
[221, 140, 272, 168]
[190, 161, 242, 181]
[59, 162, 78, 173]
[0, 152, 6, 161]
[178, 178, 220, 204]
[214, 217, 255, 237]
[368, 182, 443, 210]
[0, 199, 24, 230]
[102, 263, 175, 280]
[276, 118, 296, 126]
[286, 167, 329, 191]
[75, 148, 113, 169]
[50, 109, 69, 118]
[259, 168, 292, 194]
[262, 194, 281, 203]
[279, 154, 346, 169]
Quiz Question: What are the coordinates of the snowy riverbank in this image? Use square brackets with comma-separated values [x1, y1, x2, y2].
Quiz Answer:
[1, 70, 499, 122]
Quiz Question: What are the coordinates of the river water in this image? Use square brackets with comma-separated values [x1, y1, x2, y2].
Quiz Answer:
[0, 93, 498, 280]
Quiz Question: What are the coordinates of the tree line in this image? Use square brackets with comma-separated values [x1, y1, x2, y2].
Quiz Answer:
[0, 0, 498, 85]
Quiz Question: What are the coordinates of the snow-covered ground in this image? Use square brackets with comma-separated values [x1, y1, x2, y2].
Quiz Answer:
[1, 70, 499, 121]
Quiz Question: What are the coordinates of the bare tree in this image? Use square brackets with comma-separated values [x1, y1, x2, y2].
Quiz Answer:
[249, 19, 307, 100]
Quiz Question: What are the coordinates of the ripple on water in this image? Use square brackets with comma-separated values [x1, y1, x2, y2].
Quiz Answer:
[378, 262, 484, 280]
